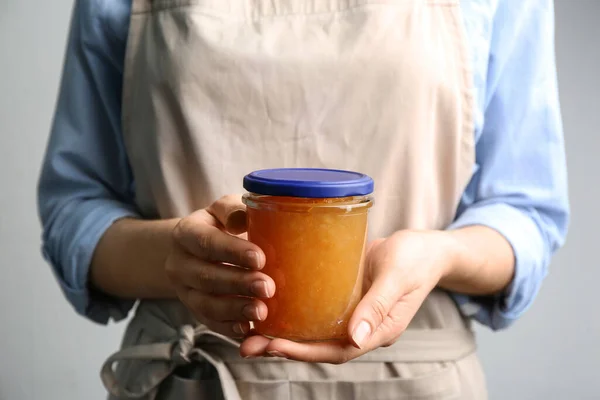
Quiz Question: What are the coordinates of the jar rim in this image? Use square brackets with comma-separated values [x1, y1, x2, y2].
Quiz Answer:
[243, 193, 373, 213]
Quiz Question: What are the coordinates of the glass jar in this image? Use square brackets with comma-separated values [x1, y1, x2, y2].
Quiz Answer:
[242, 168, 374, 342]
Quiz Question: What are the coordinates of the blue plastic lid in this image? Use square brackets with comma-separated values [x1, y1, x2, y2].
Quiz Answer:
[243, 168, 374, 198]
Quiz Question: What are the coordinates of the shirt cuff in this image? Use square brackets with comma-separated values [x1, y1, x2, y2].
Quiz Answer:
[42, 199, 140, 325]
[446, 202, 548, 330]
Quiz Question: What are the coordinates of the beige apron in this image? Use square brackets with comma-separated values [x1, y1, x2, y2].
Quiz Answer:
[102, 0, 486, 398]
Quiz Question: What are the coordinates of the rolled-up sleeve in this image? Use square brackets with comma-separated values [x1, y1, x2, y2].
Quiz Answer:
[448, 0, 570, 330]
[37, 0, 138, 324]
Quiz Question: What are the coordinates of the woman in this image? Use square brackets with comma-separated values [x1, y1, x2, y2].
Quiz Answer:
[38, 0, 569, 398]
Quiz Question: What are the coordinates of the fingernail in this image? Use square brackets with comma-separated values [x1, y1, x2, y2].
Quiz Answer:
[351, 321, 372, 349]
[246, 250, 261, 269]
[266, 350, 288, 359]
[233, 323, 249, 335]
[232, 324, 242, 335]
[250, 280, 271, 298]
[242, 304, 262, 321]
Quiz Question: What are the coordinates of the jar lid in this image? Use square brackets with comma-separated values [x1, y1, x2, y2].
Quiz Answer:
[243, 168, 374, 198]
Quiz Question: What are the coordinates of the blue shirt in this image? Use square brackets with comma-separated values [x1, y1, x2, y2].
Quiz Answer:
[38, 0, 570, 330]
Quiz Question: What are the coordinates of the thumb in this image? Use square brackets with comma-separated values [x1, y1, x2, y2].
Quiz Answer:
[348, 270, 404, 349]
[206, 194, 248, 235]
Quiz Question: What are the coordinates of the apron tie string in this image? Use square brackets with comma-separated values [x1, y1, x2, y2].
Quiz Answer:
[173, 325, 195, 364]
[101, 324, 242, 400]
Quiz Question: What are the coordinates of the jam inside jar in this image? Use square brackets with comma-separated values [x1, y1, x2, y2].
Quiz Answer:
[242, 168, 374, 342]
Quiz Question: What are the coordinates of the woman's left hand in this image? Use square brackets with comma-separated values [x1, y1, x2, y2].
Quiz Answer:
[239, 230, 455, 363]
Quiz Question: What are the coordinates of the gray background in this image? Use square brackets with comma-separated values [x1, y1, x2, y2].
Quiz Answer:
[0, 1, 598, 399]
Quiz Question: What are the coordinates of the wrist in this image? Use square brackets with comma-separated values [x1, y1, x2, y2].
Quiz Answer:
[428, 230, 462, 284]
[435, 229, 475, 289]
[436, 226, 513, 295]
[389, 229, 459, 284]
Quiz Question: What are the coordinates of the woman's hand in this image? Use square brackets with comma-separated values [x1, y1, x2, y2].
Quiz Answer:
[240, 230, 454, 362]
[165, 195, 276, 338]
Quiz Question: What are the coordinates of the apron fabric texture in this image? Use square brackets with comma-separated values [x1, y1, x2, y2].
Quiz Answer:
[102, 0, 486, 398]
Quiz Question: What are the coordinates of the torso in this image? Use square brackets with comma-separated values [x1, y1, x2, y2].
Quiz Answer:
[103, 1, 489, 398]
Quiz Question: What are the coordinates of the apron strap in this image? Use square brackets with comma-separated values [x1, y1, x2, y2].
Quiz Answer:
[100, 325, 242, 400]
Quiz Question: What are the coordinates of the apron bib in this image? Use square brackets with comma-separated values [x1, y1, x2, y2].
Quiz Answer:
[102, 0, 486, 398]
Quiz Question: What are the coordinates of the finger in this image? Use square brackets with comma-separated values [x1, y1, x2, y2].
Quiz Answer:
[183, 289, 269, 322]
[365, 238, 385, 255]
[174, 216, 265, 270]
[263, 338, 365, 364]
[207, 195, 248, 235]
[239, 335, 272, 358]
[350, 282, 429, 350]
[347, 267, 406, 349]
[203, 320, 252, 339]
[173, 254, 275, 298]
[376, 298, 419, 347]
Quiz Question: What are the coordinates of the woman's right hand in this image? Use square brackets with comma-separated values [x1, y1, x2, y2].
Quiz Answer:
[165, 195, 275, 338]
